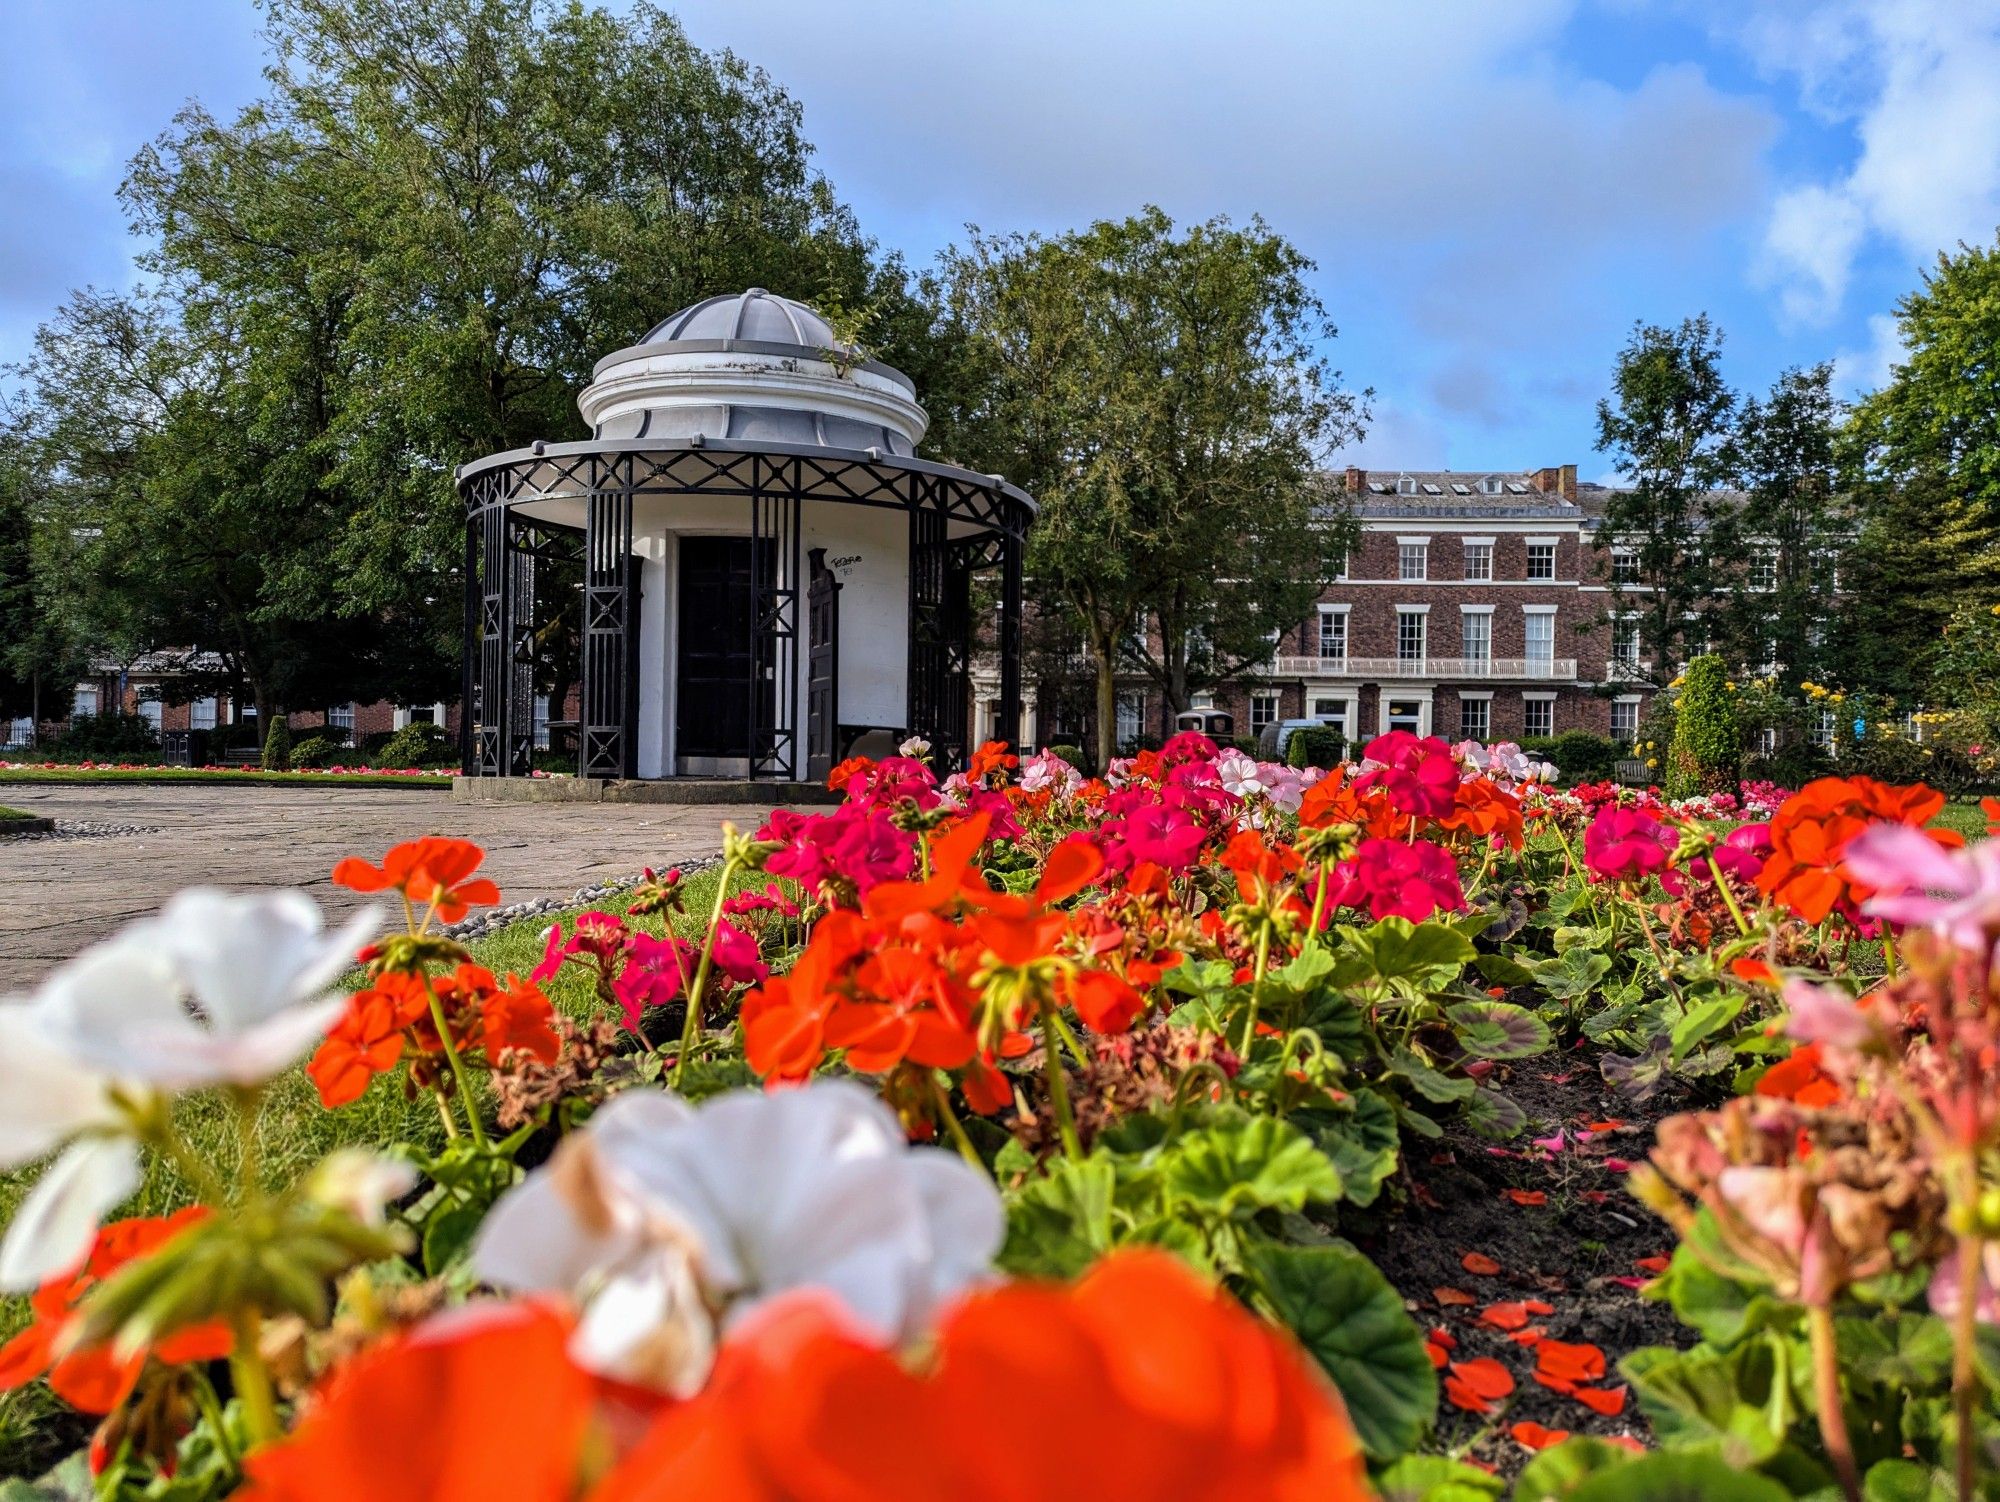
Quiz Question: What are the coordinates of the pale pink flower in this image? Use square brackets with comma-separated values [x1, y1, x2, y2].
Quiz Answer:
[1846, 825, 2000, 952]
[1780, 979, 1882, 1050]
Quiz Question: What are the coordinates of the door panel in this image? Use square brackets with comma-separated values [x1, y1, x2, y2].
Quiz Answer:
[676, 537, 770, 766]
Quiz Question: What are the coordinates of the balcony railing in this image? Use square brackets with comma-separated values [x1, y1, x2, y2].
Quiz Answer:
[1259, 655, 1579, 681]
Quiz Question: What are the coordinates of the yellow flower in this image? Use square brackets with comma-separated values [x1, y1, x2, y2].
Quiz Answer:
[1988, 603, 2000, 616]
[1726, 681, 1738, 691]
[1831, 692, 1845, 703]
[1645, 758, 1659, 769]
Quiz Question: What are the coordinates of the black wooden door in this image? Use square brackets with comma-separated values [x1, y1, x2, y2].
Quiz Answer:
[676, 536, 768, 763]
[806, 549, 840, 781]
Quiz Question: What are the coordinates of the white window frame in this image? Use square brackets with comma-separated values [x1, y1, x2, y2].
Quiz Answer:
[1522, 691, 1557, 739]
[1458, 692, 1492, 743]
[1748, 550, 1778, 592]
[191, 696, 218, 730]
[1459, 606, 1493, 664]
[1397, 536, 1430, 582]
[1610, 695, 1641, 743]
[1462, 537, 1494, 581]
[328, 702, 357, 732]
[1249, 691, 1282, 734]
[1395, 605, 1430, 663]
[72, 684, 99, 717]
[1522, 605, 1557, 666]
[1524, 536, 1558, 581]
[1317, 604, 1349, 663]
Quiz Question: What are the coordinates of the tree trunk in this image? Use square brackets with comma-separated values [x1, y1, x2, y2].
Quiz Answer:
[1094, 644, 1117, 774]
[29, 671, 38, 748]
[253, 687, 276, 747]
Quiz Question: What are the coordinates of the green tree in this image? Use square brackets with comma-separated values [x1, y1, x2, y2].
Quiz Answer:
[1666, 653, 1738, 798]
[0, 444, 85, 733]
[1707, 364, 1849, 692]
[1850, 237, 2000, 525]
[111, 0, 928, 700]
[1836, 237, 2000, 704]
[1595, 315, 1736, 673]
[935, 208, 1365, 767]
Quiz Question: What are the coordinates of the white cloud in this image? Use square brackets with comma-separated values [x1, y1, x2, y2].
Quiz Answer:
[1832, 311, 1906, 395]
[1730, 0, 2000, 324]
[1331, 399, 1458, 471]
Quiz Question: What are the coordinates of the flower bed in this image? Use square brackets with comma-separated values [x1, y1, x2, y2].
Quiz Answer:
[0, 760, 452, 787]
[1, 734, 1995, 1499]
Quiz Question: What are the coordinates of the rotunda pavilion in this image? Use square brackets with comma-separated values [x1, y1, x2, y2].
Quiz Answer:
[456, 289, 1033, 784]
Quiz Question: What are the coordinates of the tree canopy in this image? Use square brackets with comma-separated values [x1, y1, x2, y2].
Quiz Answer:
[934, 207, 1365, 766]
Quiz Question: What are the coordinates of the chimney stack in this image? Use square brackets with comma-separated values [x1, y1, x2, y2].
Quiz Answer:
[1559, 463, 1577, 502]
[1344, 465, 1364, 493]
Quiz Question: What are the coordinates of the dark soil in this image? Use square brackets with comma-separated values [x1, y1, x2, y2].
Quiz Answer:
[1344, 1041, 1703, 1475]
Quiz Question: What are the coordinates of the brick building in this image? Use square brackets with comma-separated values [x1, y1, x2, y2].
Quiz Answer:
[1003, 464, 1654, 756]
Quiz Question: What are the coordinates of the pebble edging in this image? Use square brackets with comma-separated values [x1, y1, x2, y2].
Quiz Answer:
[440, 855, 724, 942]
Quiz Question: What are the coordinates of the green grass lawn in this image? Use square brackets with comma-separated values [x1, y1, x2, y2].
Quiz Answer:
[0, 767, 451, 788]
[1931, 795, 1991, 838]
[0, 857, 757, 1473]
[0, 806, 32, 821]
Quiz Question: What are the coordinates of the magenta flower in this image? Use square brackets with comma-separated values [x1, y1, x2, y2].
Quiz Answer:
[530, 909, 631, 984]
[1159, 730, 1220, 766]
[1844, 824, 2000, 953]
[611, 932, 700, 1027]
[1327, 837, 1466, 922]
[1583, 806, 1675, 884]
[1100, 801, 1207, 872]
[1357, 731, 1460, 819]
[709, 919, 770, 988]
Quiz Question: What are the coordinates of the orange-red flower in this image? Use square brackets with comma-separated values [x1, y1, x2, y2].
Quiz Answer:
[1436, 777, 1525, 851]
[0, 1210, 231, 1415]
[332, 838, 501, 925]
[1755, 777, 1958, 925]
[238, 1303, 595, 1502]
[596, 1249, 1370, 1502]
[1754, 1041, 1842, 1107]
[307, 963, 558, 1109]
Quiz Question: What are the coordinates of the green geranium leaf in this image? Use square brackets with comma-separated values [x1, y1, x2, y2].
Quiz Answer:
[1293, 1088, 1402, 1208]
[1515, 1436, 1651, 1501]
[1836, 1313, 1954, 1391]
[1652, 1241, 1795, 1347]
[1243, 1242, 1436, 1461]
[1300, 987, 1372, 1061]
[1863, 1459, 1958, 1501]
[1335, 916, 1477, 999]
[1458, 1085, 1528, 1139]
[1374, 1454, 1504, 1501]
[1474, 950, 1539, 987]
[1388, 1048, 1476, 1103]
[1623, 1339, 1798, 1464]
[1567, 1453, 1792, 1502]
[1447, 999, 1553, 1059]
[1669, 994, 1746, 1064]
[1532, 945, 1614, 1001]
[999, 1155, 1118, 1277]
[1159, 1115, 1342, 1218]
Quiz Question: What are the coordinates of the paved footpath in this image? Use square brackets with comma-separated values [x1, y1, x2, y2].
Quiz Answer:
[0, 784, 753, 986]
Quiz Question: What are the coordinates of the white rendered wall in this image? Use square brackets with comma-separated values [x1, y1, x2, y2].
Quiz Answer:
[629, 494, 911, 776]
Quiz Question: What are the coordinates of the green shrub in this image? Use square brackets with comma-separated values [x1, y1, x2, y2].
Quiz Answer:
[1546, 729, 1621, 785]
[1666, 654, 1738, 798]
[1048, 740, 1096, 776]
[374, 721, 454, 770]
[53, 711, 159, 759]
[1746, 740, 1832, 789]
[1843, 733, 1933, 787]
[261, 716, 294, 771]
[289, 734, 345, 769]
[1287, 725, 1343, 769]
[1230, 735, 1262, 758]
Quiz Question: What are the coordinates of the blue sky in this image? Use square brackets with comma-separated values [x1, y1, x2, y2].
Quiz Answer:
[5, 0, 1998, 479]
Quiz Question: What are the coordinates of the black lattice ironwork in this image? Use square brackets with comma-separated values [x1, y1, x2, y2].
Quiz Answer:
[459, 439, 1032, 783]
[581, 474, 636, 779]
[806, 548, 840, 782]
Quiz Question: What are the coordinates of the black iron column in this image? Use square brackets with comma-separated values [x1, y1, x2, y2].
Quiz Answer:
[580, 459, 636, 779]
[1000, 524, 1024, 754]
[459, 505, 478, 775]
[475, 479, 510, 777]
[748, 458, 801, 780]
[504, 515, 538, 776]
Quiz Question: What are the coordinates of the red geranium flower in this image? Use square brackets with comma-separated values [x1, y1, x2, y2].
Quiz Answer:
[332, 838, 501, 924]
[1755, 775, 1959, 924]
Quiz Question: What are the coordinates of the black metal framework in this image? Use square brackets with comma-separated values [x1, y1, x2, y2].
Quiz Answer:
[459, 441, 1031, 781]
[806, 549, 840, 782]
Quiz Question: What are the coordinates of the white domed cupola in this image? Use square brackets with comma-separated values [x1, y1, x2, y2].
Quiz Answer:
[579, 287, 927, 457]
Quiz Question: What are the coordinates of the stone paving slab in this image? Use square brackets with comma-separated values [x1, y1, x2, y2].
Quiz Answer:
[0, 784, 756, 986]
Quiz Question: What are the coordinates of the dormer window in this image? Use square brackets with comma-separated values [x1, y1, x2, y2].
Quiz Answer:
[1479, 477, 1503, 495]
[1397, 475, 1418, 495]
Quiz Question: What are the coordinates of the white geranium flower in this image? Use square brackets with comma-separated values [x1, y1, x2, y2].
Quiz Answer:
[0, 887, 377, 1290]
[472, 1080, 1004, 1393]
[38, 889, 377, 1088]
[897, 736, 932, 761]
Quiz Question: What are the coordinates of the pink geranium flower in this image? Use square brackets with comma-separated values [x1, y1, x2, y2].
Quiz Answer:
[612, 932, 699, 1027]
[1583, 806, 1675, 884]
[1327, 837, 1466, 922]
[709, 918, 770, 988]
[1357, 731, 1460, 819]
[1844, 824, 2000, 953]
[1100, 801, 1207, 872]
[531, 909, 631, 984]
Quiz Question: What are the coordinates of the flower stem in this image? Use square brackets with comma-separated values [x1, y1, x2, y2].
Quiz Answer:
[1805, 1301, 1862, 1502]
[1238, 918, 1275, 1056]
[1952, 1198, 1982, 1501]
[673, 857, 741, 1091]
[1048, 1007, 1090, 1067]
[930, 1075, 990, 1179]
[1307, 863, 1332, 937]
[229, 1309, 281, 1449]
[419, 970, 487, 1149]
[1632, 901, 1686, 1014]
[190, 1369, 242, 1479]
[1712, 866, 1754, 937]
[1037, 994, 1083, 1160]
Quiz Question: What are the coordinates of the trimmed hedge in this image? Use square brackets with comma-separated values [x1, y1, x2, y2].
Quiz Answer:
[374, 720, 455, 770]
[1286, 725, 1344, 770]
[1666, 655, 1739, 798]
